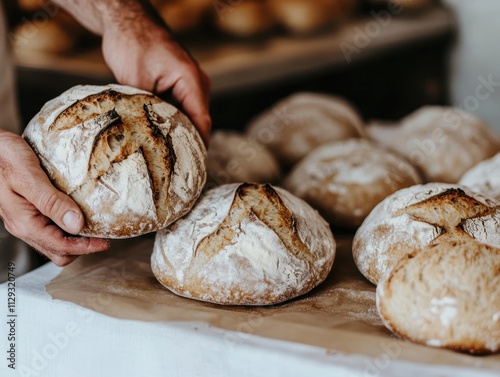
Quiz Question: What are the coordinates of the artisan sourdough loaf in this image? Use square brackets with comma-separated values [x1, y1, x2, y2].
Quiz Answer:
[206, 131, 281, 190]
[152, 183, 336, 305]
[23, 84, 207, 238]
[377, 239, 500, 353]
[284, 139, 421, 228]
[459, 152, 500, 202]
[390, 106, 500, 183]
[246, 92, 364, 166]
[353, 183, 500, 285]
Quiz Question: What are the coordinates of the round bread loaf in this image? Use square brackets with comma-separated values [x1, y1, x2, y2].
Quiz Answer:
[389, 106, 500, 183]
[12, 19, 75, 54]
[284, 139, 421, 228]
[205, 131, 281, 190]
[23, 84, 207, 238]
[353, 183, 500, 285]
[18, 0, 48, 12]
[215, 1, 275, 37]
[247, 92, 365, 167]
[270, 0, 335, 34]
[152, 183, 336, 305]
[459, 152, 500, 202]
[377, 239, 500, 353]
[159, 1, 206, 34]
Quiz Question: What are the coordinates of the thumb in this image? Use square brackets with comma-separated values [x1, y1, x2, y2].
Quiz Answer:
[17, 174, 85, 235]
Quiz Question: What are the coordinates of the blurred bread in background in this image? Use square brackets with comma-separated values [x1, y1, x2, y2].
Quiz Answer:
[214, 0, 276, 37]
[247, 92, 365, 167]
[284, 139, 421, 228]
[206, 131, 281, 190]
[459, 152, 500, 202]
[388, 106, 500, 183]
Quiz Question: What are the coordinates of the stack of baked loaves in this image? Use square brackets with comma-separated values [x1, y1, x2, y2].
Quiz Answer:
[25, 85, 500, 354]
[24, 84, 336, 307]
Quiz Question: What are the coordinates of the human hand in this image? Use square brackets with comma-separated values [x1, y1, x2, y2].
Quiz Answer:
[0, 131, 110, 266]
[101, 14, 211, 145]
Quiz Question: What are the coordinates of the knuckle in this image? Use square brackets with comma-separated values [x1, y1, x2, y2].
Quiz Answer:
[36, 189, 63, 217]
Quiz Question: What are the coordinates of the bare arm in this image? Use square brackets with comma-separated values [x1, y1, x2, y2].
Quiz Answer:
[52, 0, 211, 142]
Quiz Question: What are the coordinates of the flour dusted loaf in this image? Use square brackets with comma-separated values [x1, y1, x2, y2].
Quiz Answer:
[215, 0, 275, 37]
[390, 106, 500, 183]
[353, 183, 500, 285]
[377, 239, 500, 353]
[247, 92, 364, 167]
[23, 84, 207, 238]
[206, 131, 281, 190]
[284, 139, 421, 228]
[459, 152, 500, 202]
[152, 183, 336, 305]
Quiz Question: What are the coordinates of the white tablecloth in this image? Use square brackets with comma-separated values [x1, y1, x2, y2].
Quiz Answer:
[1, 248, 498, 377]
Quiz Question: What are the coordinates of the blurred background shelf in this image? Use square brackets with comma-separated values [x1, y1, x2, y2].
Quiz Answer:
[14, 6, 454, 128]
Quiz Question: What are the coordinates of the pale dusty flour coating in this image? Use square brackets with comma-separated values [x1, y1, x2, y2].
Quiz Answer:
[460, 152, 500, 202]
[23, 84, 206, 238]
[284, 139, 421, 228]
[390, 106, 500, 183]
[152, 184, 336, 305]
[353, 183, 500, 285]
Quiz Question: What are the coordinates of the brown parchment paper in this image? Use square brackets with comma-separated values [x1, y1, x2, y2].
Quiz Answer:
[46, 233, 500, 372]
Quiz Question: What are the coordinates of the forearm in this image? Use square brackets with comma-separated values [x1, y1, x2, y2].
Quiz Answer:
[51, 0, 166, 36]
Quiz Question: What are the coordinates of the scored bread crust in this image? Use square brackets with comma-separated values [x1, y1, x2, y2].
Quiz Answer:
[459, 152, 500, 203]
[151, 183, 336, 305]
[283, 139, 422, 228]
[377, 239, 500, 353]
[23, 84, 207, 238]
[246, 92, 365, 166]
[353, 183, 500, 285]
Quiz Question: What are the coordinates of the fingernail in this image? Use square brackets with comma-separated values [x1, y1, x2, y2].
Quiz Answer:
[63, 211, 81, 234]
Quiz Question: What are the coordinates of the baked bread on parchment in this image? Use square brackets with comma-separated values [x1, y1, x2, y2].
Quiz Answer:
[152, 183, 336, 305]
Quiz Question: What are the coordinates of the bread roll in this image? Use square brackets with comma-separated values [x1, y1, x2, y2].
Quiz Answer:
[206, 131, 281, 190]
[215, 0, 275, 37]
[12, 19, 75, 54]
[18, 0, 48, 12]
[247, 92, 365, 167]
[284, 139, 421, 228]
[270, 0, 335, 34]
[377, 239, 500, 353]
[152, 183, 336, 305]
[159, 1, 206, 34]
[389, 106, 500, 183]
[23, 84, 207, 238]
[459, 152, 500, 202]
[353, 183, 500, 285]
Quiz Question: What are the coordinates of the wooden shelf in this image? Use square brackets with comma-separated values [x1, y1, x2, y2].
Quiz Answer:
[14, 7, 454, 96]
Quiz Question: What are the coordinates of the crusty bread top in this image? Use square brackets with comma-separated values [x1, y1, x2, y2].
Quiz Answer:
[377, 239, 500, 353]
[460, 152, 500, 202]
[152, 183, 336, 305]
[246, 92, 364, 165]
[391, 106, 500, 183]
[23, 84, 206, 238]
[353, 183, 500, 284]
[206, 131, 280, 189]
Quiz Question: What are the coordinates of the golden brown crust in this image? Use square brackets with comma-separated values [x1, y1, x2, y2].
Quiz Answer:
[377, 239, 500, 354]
[24, 85, 207, 238]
